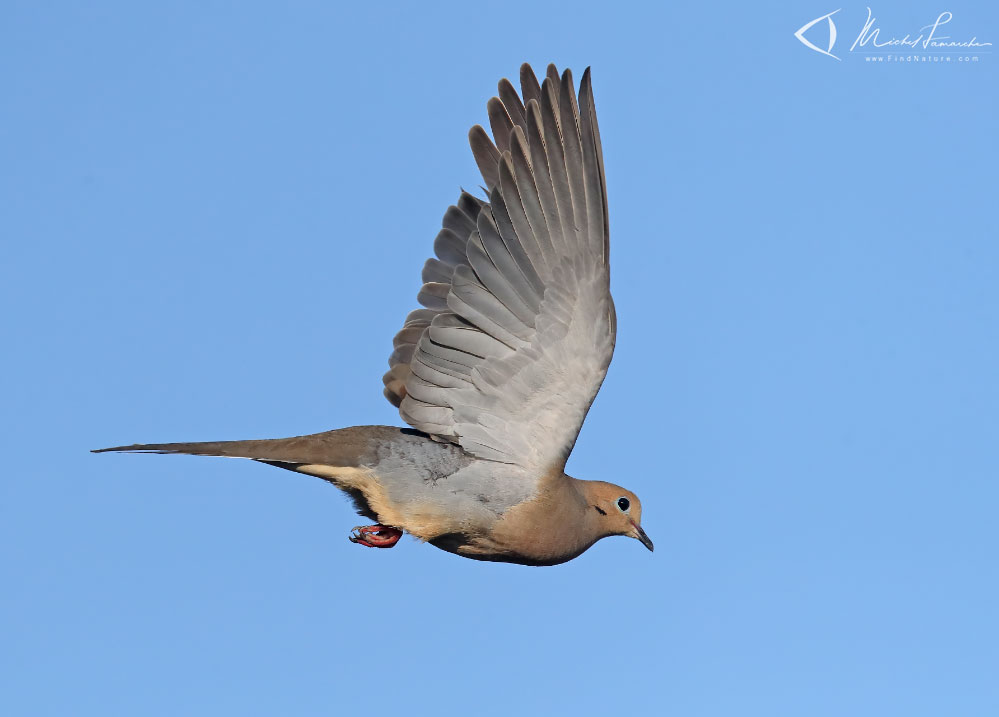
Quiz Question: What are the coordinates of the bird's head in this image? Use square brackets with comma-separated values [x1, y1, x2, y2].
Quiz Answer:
[581, 481, 654, 552]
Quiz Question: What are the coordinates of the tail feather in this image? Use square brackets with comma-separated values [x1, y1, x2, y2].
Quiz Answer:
[92, 426, 414, 467]
[92, 439, 285, 459]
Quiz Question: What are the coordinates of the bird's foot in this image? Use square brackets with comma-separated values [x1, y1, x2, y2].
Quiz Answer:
[348, 524, 403, 548]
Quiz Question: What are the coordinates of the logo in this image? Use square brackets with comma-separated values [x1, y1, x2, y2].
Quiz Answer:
[794, 8, 991, 62]
[795, 9, 842, 60]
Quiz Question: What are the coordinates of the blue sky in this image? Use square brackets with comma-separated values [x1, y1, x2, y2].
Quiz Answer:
[2, 1, 996, 715]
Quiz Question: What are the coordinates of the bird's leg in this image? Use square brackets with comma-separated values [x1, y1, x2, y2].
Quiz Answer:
[348, 524, 403, 548]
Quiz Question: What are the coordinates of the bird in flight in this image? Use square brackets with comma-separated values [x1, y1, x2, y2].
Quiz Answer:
[96, 63, 652, 566]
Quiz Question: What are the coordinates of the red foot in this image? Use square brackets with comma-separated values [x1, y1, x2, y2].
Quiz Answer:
[348, 524, 403, 548]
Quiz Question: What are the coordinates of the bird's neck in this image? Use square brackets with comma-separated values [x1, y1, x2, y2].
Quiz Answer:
[564, 475, 611, 536]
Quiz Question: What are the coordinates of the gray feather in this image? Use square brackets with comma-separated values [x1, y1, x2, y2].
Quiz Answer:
[498, 78, 527, 133]
[388, 64, 614, 475]
[519, 63, 543, 108]
[487, 96, 515, 155]
[469, 125, 500, 190]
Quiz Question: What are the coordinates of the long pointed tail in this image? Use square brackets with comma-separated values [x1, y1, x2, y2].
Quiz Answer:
[93, 438, 293, 459]
[92, 426, 412, 466]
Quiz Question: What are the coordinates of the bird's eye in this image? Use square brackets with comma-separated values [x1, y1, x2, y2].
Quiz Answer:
[617, 497, 630, 512]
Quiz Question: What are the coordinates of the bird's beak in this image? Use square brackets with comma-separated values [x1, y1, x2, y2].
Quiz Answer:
[631, 522, 654, 552]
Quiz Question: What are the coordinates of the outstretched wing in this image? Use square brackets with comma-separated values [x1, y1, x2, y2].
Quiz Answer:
[383, 64, 614, 473]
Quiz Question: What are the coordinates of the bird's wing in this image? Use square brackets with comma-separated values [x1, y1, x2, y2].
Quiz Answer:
[383, 64, 614, 474]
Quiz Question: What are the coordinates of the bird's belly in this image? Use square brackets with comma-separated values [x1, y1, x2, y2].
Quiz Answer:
[429, 519, 597, 567]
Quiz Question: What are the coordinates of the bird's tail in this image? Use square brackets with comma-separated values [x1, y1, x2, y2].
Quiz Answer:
[93, 437, 298, 459]
[92, 426, 408, 467]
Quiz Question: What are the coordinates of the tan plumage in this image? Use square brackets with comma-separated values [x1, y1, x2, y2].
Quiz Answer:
[95, 64, 653, 566]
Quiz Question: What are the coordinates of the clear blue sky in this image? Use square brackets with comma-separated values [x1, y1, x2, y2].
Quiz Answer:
[3, 1, 996, 715]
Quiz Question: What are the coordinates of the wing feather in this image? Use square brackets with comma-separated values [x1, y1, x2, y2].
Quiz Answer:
[498, 78, 527, 134]
[510, 126, 560, 272]
[520, 64, 544, 108]
[465, 232, 537, 327]
[384, 64, 614, 473]
[487, 97, 515, 155]
[469, 125, 501, 190]
[540, 77, 576, 259]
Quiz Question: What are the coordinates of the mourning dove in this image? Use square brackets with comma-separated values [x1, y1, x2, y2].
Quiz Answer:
[95, 63, 653, 566]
